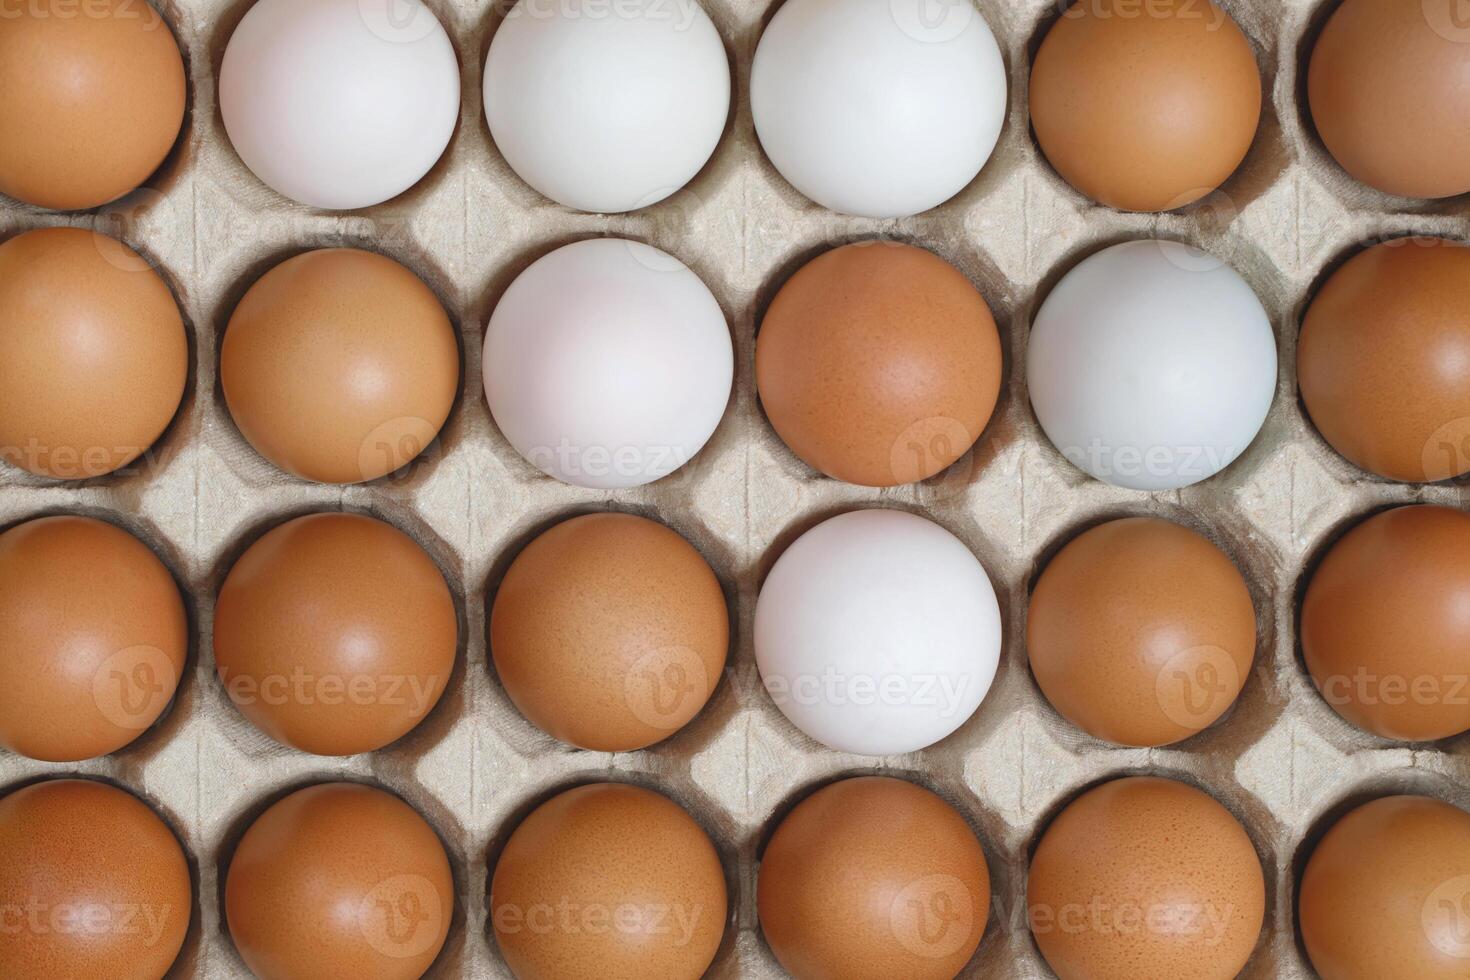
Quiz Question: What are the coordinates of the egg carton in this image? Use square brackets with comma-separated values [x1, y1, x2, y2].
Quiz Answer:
[3, 0, 1470, 976]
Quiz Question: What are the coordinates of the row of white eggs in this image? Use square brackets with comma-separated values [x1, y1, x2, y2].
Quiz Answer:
[222, 0, 1006, 217]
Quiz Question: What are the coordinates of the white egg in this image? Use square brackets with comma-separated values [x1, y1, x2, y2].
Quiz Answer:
[749, 0, 1007, 219]
[483, 238, 732, 489]
[1028, 240, 1278, 491]
[484, 0, 730, 214]
[754, 510, 1001, 756]
[220, 0, 460, 210]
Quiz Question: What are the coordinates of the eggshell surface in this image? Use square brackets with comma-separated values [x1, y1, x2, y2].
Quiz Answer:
[1027, 239, 1276, 490]
[490, 782, 727, 980]
[1309, 0, 1470, 199]
[1298, 237, 1470, 482]
[221, 248, 459, 484]
[491, 512, 728, 752]
[225, 782, 454, 980]
[1300, 795, 1470, 980]
[0, 227, 188, 479]
[220, 0, 459, 209]
[754, 509, 1001, 756]
[483, 238, 732, 489]
[1027, 776, 1265, 980]
[1301, 504, 1470, 742]
[0, 0, 186, 210]
[750, 0, 1006, 218]
[756, 241, 1002, 487]
[0, 515, 186, 762]
[757, 776, 990, 980]
[0, 780, 191, 980]
[1028, 517, 1255, 747]
[484, 0, 730, 213]
[213, 512, 457, 756]
[1029, 0, 1261, 212]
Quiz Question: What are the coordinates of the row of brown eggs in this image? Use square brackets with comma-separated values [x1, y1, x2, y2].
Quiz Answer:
[5, 227, 1470, 493]
[3, 0, 1469, 217]
[6, 766, 1469, 979]
[3, 497, 1468, 771]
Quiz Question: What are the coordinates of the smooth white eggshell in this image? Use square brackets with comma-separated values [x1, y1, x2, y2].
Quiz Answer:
[1027, 240, 1277, 491]
[484, 0, 731, 213]
[754, 509, 1001, 756]
[750, 0, 1007, 218]
[483, 238, 733, 489]
[220, 0, 460, 210]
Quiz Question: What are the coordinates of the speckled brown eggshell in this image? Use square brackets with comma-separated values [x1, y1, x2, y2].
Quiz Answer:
[490, 512, 728, 752]
[1027, 517, 1256, 747]
[1301, 504, 1470, 742]
[1027, 776, 1265, 980]
[0, 515, 187, 762]
[490, 782, 727, 980]
[1299, 238, 1470, 482]
[221, 248, 460, 484]
[0, 227, 188, 479]
[755, 241, 1002, 487]
[1029, 0, 1262, 212]
[0, 779, 191, 980]
[1300, 795, 1470, 980]
[213, 512, 457, 756]
[1309, 0, 1470, 199]
[757, 776, 990, 980]
[225, 782, 454, 980]
[0, 0, 186, 210]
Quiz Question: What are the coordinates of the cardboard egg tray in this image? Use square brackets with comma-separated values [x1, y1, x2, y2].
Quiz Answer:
[4, 0, 1470, 976]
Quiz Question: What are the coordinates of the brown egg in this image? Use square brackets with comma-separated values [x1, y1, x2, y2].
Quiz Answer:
[221, 248, 459, 484]
[225, 783, 453, 980]
[1027, 517, 1256, 747]
[490, 782, 727, 980]
[0, 227, 188, 479]
[757, 776, 990, 980]
[1029, 0, 1262, 212]
[490, 513, 727, 752]
[1309, 0, 1470, 198]
[0, 0, 186, 210]
[1299, 238, 1470, 482]
[1300, 795, 1470, 980]
[755, 241, 1002, 487]
[0, 779, 191, 980]
[1302, 505, 1470, 742]
[213, 512, 457, 756]
[1027, 776, 1265, 980]
[0, 515, 186, 762]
